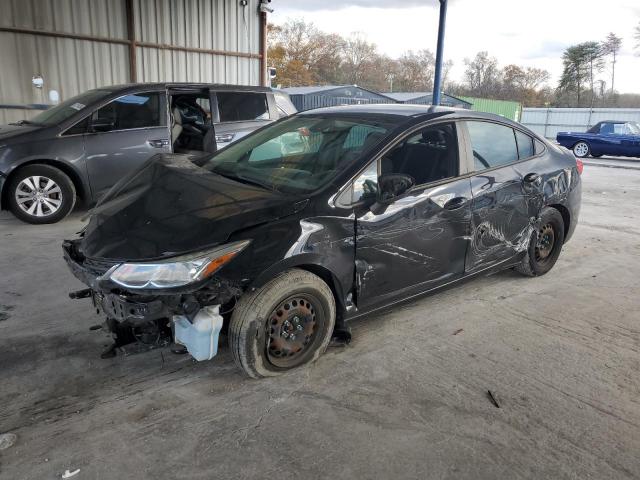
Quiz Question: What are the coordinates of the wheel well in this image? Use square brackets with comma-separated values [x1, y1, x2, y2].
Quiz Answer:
[295, 264, 346, 320]
[549, 204, 570, 242]
[1, 160, 87, 209]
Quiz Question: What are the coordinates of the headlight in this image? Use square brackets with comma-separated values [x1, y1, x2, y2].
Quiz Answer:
[108, 240, 250, 289]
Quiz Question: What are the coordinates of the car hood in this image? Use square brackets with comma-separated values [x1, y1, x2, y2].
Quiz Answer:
[80, 154, 299, 261]
[0, 123, 42, 143]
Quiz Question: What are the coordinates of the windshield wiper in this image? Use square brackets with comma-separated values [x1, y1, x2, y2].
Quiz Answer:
[214, 171, 278, 192]
[9, 119, 41, 126]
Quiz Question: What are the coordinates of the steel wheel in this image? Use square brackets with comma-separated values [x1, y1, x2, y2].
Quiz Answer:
[573, 142, 589, 158]
[266, 294, 322, 368]
[14, 175, 63, 217]
[535, 223, 556, 264]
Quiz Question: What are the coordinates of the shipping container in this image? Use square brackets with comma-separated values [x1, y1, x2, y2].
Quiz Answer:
[458, 96, 521, 121]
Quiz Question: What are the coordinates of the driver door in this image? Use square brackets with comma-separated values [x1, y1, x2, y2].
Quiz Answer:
[354, 122, 473, 310]
[83, 91, 170, 201]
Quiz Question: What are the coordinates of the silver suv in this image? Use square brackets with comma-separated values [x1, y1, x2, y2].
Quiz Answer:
[0, 83, 296, 224]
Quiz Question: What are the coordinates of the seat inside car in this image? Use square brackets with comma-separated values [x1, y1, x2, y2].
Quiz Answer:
[382, 126, 455, 185]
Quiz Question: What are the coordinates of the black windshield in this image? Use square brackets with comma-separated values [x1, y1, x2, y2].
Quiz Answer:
[198, 115, 395, 194]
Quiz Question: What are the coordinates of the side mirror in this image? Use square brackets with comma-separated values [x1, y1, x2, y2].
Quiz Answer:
[378, 173, 415, 200]
[90, 117, 115, 132]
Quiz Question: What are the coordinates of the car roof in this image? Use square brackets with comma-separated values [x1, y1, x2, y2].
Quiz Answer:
[297, 103, 523, 126]
[95, 82, 274, 94]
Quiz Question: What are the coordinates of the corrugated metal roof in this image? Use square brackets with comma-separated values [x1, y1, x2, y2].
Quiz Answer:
[0, 0, 263, 123]
[282, 85, 354, 95]
[384, 92, 472, 106]
[383, 92, 432, 102]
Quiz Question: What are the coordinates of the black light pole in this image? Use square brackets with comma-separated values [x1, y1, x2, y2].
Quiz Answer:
[432, 0, 448, 106]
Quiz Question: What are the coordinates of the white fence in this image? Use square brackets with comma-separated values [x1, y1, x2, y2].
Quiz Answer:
[521, 108, 640, 139]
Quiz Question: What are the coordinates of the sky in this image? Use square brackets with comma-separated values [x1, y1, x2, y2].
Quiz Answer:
[270, 0, 640, 93]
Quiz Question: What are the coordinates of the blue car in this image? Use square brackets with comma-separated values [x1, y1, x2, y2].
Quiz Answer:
[556, 121, 640, 158]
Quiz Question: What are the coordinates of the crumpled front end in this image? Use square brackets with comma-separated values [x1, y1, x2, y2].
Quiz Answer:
[63, 238, 242, 359]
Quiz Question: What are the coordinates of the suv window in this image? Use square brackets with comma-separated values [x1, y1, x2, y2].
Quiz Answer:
[467, 121, 518, 170]
[514, 130, 534, 159]
[380, 122, 458, 185]
[92, 92, 166, 132]
[217, 92, 269, 122]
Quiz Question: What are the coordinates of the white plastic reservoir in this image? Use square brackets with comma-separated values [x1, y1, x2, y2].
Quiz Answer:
[173, 305, 223, 361]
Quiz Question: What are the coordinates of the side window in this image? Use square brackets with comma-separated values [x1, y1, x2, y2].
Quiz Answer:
[515, 130, 534, 159]
[613, 123, 626, 135]
[352, 161, 379, 204]
[217, 92, 269, 122]
[380, 122, 458, 185]
[63, 117, 90, 136]
[92, 92, 166, 132]
[599, 122, 614, 134]
[466, 121, 518, 170]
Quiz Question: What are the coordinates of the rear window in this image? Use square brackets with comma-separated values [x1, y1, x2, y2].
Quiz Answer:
[466, 121, 518, 170]
[515, 130, 534, 159]
[217, 92, 269, 122]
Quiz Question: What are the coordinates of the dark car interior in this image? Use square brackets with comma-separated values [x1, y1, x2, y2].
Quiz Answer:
[170, 92, 217, 155]
[381, 123, 458, 185]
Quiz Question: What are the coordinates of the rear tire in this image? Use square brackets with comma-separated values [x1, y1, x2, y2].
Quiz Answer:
[515, 207, 565, 277]
[229, 269, 336, 378]
[7, 164, 76, 224]
[572, 141, 590, 158]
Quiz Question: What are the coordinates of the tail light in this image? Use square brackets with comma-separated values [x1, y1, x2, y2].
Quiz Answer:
[576, 158, 584, 175]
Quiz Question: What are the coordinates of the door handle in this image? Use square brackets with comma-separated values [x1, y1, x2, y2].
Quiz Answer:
[443, 196, 468, 210]
[523, 172, 541, 184]
[148, 139, 169, 148]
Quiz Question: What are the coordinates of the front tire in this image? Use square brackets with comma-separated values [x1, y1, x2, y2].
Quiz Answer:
[7, 164, 76, 224]
[572, 141, 590, 158]
[229, 269, 336, 378]
[515, 207, 565, 277]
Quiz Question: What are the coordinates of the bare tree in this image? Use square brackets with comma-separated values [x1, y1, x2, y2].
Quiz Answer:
[463, 51, 500, 97]
[635, 21, 640, 55]
[395, 49, 435, 92]
[342, 33, 378, 85]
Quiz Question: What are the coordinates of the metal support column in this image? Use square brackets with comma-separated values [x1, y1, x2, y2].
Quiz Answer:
[432, 0, 448, 106]
[125, 0, 137, 83]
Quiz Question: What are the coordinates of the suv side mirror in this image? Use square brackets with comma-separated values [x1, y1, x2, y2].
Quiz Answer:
[379, 173, 415, 201]
[90, 117, 115, 132]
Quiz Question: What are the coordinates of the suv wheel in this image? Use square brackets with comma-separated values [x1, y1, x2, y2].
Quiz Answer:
[7, 164, 76, 224]
[229, 269, 336, 378]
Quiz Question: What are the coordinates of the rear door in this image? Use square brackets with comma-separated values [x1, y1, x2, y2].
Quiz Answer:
[213, 91, 273, 149]
[354, 121, 473, 309]
[83, 91, 170, 201]
[463, 120, 542, 273]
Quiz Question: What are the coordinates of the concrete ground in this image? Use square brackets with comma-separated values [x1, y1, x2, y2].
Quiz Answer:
[1, 161, 639, 479]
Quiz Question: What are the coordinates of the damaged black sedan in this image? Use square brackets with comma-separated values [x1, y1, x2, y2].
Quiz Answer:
[64, 104, 582, 378]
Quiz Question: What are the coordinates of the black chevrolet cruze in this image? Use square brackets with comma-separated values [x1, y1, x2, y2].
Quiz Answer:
[64, 104, 582, 378]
